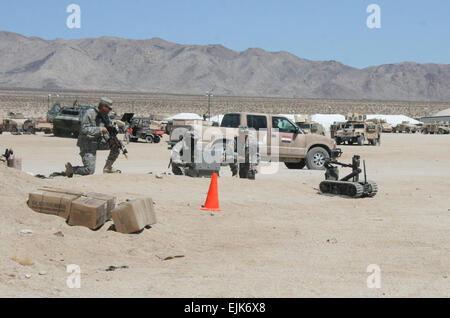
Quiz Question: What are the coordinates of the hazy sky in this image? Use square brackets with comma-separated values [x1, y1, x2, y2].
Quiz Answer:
[0, 0, 449, 68]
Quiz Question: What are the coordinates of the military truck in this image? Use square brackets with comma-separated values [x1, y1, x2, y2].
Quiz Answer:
[367, 118, 393, 133]
[53, 104, 97, 138]
[0, 112, 35, 135]
[34, 120, 53, 134]
[171, 112, 341, 171]
[422, 121, 450, 135]
[330, 122, 346, 139]
[294, 115, 326, 136]
[128, 116, 165, 143]
[0, 112, 3, 134]
[53, 104, 121, 138]
[0, 111, 3, 134]
[334, 113, 381, 146]
[392, 121, 419, 133]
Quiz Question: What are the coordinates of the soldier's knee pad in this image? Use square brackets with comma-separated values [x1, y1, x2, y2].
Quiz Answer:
[87, 166, 96, 175]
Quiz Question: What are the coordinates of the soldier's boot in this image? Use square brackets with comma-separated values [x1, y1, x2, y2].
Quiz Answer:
[103, 160, 121, 174]
[65, 162, 74, 178]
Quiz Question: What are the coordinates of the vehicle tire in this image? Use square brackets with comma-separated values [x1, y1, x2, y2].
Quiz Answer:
[172, 165, 183, 176]
[146, 135, 154, 143]
[335, 137, 342, 145]
[24, 126, 35, 135]
[306, 147, 329, 170]
[11, 126, 21, 135]
[154, 136, 161, 144]
[238, 163, 255, 180]
[284, 159, 306, 170]
[130, 137, 138, 143]
[358, 135, 365, 146]
[370, 139, 377, 146]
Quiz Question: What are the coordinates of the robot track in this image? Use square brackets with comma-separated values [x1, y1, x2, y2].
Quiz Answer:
[319, 180, 378, 198]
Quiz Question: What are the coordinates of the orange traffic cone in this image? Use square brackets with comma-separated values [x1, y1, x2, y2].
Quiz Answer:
[201, 173, 222, 211]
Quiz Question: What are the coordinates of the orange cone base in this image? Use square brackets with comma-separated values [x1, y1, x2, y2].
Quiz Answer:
[201, 207, 222, 212]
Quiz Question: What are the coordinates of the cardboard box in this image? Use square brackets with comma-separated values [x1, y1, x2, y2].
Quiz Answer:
[38, 187, 84, 197]
[86, 192, 117, 221]
[112, 198, 156, 234]
[68, 197, 108, 230]
[38, 188, 116, 219]
[28, 191, 81, 219]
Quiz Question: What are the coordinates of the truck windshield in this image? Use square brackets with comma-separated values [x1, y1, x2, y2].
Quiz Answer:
[61, 109, 80, 116]
[221, 114, 240, 128]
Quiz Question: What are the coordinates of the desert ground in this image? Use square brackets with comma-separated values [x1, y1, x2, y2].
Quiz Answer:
[0, 131, 449, 298]
[1, 88, 449, 119]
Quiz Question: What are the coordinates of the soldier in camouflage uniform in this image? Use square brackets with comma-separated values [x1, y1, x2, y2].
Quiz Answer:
[123, 122, 131, 144]
[65, 98, 120, 177]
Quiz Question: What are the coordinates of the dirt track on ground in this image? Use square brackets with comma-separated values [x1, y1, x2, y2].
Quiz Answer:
[0, 133, 449, 297]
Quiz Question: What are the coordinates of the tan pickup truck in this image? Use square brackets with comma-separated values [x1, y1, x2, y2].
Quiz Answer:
[193, 112, 341, 170]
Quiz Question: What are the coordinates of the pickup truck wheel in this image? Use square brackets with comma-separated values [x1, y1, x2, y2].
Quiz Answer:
[284, 159, 306, 170]
[306, 147, 329, 170]
[146, 135, 155, 143]
[154, 136, 161, 143]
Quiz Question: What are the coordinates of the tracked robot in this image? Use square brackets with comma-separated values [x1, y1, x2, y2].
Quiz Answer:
[320, 155, 378, 198]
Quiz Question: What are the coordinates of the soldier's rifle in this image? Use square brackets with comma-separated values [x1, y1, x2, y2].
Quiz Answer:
[98, 113, 129, 159]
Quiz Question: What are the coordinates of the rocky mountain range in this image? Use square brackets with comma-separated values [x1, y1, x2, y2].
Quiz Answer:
[0, 31, 449, 101]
